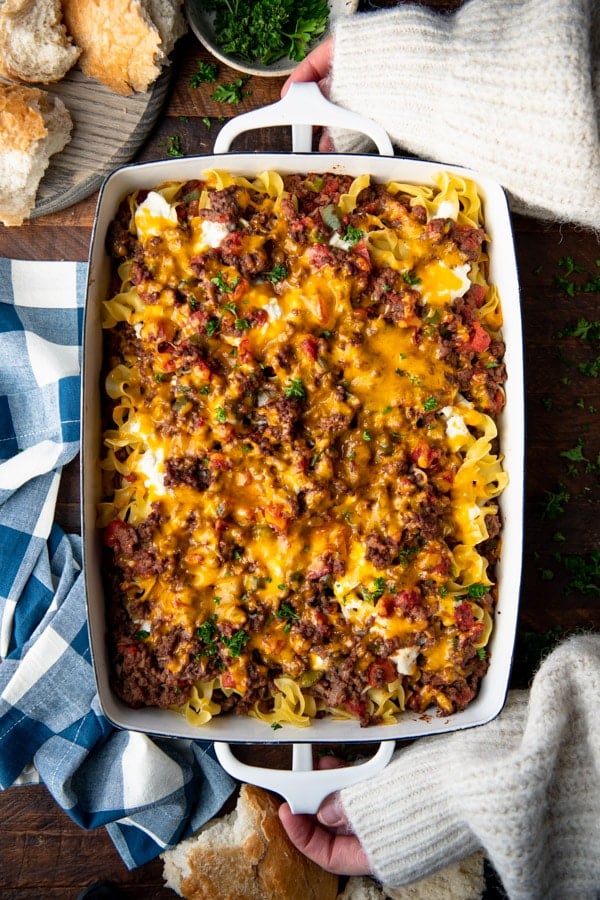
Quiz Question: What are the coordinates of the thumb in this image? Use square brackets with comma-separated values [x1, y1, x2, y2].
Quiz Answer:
[317, 792, 352, 832]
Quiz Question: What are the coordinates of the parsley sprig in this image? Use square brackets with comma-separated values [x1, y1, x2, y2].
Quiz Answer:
[189, 60, 218, 87]
[212, 78, 251, 105]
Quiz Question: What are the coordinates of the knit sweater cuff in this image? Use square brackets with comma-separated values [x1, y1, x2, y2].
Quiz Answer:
[338, 636, 600, 895]
[338, 690, 531, 887]
[339, 735, 478, 886]
[328, 0, 600, 229]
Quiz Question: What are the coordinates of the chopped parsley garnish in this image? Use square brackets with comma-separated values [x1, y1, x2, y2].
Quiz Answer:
[403, 269, 422, 286]
[559, 317, 600, 341]
[196, 617, 219, 654]
[284, 377, 306, 399]
[215, 406, 227, 423]
[222, 629, 250, 657]
[423, 396, 438, 412]
[560, 439, 587, 464]
[212, 78, 250, 105]
[135, 629, 150, 639]
[164, 135, 184, 158]
[362, 430, 372, 442]
[467, 583, 487, 598]
[363, 576, 386, 603]
[205, 0, 328, 65]
[211, 272, 238, 293]
[343, 224, 363, 246]
[540, 483, 570, 520]
[206, 317, 222, 336]
[265, 264, 288, 282]
[372, 576, 386, 598]
[276, 602, 300, 632]
[189, 60, 218, 87]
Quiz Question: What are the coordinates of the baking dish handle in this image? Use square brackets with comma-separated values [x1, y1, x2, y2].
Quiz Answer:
[212, 81, 394, 156]
[213, 740, 395, 814]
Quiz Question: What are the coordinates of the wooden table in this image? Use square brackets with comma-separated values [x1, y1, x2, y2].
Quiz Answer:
[1, 6, 599, 898]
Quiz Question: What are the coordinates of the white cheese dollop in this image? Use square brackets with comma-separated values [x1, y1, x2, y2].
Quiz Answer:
[263, 298, 282, 321]
[390, 646, 419, 676]
[440, 406, 470, 440]
[329, 231, 353, 252]
[199, 219, 230, 249]
[432, 198, 459, 221]
[134, 191, 178, 239]
[136, 447, 166, 496]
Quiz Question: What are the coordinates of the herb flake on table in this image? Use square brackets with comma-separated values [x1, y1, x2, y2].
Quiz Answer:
[189, 60, 218, 87]
[212, 78, 251, 105]
[164, 134, 184, 157]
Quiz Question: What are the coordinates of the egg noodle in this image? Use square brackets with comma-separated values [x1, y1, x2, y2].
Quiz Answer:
[100, 169, 508, 728]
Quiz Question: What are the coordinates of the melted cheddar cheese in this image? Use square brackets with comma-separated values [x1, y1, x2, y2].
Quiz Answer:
[100, 170, 507, 727]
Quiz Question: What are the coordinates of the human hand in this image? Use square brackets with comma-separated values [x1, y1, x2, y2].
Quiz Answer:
[281, 35, 335, 151]
[277, 756, 371, 876]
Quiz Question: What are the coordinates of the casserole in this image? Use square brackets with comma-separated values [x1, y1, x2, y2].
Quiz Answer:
[81, 83, 523, 809]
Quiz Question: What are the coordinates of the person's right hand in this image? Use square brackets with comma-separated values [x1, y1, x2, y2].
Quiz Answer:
[277, 755, 371, 876]
[281, 35, 335, 151]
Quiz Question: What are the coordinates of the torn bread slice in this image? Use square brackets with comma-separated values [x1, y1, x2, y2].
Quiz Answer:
[0, 83, 72, 226]
[62, 0, 186, 96]
[161, 784, 339, 900]
[0, 0, 80, 83]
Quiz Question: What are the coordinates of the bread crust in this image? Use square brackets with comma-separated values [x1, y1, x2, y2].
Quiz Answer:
[0, 83, 72, 225]
[0, 0, 80, 83]
[62, 0, 182, 95]
[0, 83, 48, 151]
[161, 784, 339, 900]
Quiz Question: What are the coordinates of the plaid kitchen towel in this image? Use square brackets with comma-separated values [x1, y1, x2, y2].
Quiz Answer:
[0, 259, 236, 869]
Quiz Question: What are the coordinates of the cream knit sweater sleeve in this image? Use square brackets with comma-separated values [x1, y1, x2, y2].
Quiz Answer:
[338, 635, 600, 899]
[328, 0, 600, 230]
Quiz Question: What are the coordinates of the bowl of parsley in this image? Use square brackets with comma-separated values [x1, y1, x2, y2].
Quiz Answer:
[184, 0, 358, 78]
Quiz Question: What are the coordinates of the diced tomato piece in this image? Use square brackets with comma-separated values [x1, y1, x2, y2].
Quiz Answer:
[301, 337, 318, 360]
[455, 601, 476, 630]
[410, 442, 439, 469]
[221, 671, 235, 689]
[368, 657, 397, 687]
[464, 321, 491, 353]
[103, 518, 136, 550]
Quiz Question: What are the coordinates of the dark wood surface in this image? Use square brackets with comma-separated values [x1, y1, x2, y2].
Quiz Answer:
[1, 4, 599, 897]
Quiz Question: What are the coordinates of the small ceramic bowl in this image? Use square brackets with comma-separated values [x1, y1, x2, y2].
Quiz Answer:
[184, 0, 358, 78]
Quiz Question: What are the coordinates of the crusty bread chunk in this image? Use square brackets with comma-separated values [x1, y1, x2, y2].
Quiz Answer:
[161, 784, 339, 900]
[338, 853, 486, 899]
[62, 0, 186, 95]
[0, 83, 72, 226]
[0, 0, 80, 83]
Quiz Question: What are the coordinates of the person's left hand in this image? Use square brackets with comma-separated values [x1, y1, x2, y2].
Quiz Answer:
[281, 35, 335, 152]
[278, 757, 371, 876]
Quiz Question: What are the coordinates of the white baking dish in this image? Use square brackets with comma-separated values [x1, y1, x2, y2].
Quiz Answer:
[81, 84, 523, 810]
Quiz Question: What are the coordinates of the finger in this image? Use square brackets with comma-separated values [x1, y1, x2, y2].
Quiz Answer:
[317, 792, 352, 833]
[278, 802, 371, 876]
[316, 755, 344, 770]
[281, 36, 334, 96]
[318, 128, 335, 152]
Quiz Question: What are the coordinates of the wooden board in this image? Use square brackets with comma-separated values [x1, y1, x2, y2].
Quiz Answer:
[31, 64, 173, 219]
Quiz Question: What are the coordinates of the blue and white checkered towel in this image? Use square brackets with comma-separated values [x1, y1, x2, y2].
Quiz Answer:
[0, 259, 236, 869]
